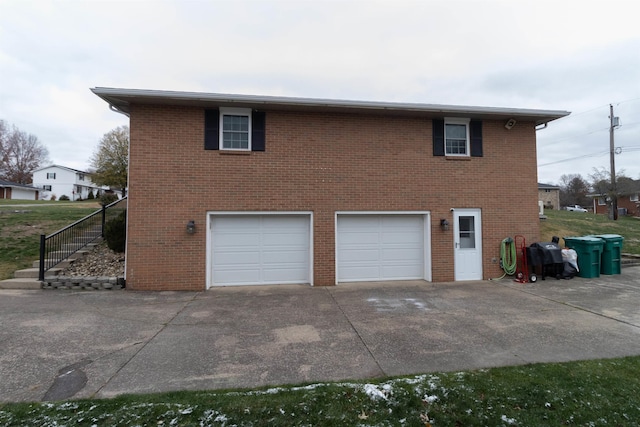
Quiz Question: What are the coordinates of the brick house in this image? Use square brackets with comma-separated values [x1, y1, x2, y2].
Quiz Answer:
[92, 88, 569, 291]
[538, 183, 560, 210]
[591, 191, 640, 217]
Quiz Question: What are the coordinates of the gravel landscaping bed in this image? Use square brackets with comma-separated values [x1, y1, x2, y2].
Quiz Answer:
[42, 242, 126, 290]
[62, 242, 125, 277]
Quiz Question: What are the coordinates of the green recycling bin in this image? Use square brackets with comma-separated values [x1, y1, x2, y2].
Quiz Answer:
[563, 236, 604, 278]
[592, 234, 624, 275]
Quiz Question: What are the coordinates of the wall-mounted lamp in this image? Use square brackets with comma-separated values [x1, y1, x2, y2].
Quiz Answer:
[504, 118, 517, 130]
[440, 219, 450, 231]
[186, 220, 196, 234]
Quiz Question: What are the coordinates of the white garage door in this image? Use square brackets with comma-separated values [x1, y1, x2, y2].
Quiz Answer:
[337, 214, 426, 282]
[211, 215, 310, 286]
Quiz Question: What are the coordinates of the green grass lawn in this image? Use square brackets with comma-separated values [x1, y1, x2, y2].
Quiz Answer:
[541, 208, 639, 254]
[1, 356, 640, 426]
[0, 200, 100, 279]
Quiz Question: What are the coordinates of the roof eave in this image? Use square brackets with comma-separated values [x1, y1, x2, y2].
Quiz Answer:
[91, 87, 571, 126]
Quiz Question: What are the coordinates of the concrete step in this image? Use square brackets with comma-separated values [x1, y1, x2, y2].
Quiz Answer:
[50, 235, 100, 245]
[32, 259, 74, 269]
[622, 254, 640, 268]
[48, 250, 89, 260]
[14, 267, 63, 279]
[0, 278, 42, 290]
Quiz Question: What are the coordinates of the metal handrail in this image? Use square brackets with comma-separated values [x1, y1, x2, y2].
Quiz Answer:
[38, 197, 127, 281]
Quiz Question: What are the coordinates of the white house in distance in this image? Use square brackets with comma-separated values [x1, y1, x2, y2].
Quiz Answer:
[32, 165, 108, 201]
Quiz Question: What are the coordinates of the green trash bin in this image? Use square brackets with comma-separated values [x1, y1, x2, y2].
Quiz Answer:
[563, 237, 604, 278]
[592, 234, 624, 275]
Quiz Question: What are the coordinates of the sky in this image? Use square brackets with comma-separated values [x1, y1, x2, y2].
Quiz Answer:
[1, 0, 639, 186]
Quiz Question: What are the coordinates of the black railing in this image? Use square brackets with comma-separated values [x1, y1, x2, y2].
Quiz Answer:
[38, 197, 127, 281]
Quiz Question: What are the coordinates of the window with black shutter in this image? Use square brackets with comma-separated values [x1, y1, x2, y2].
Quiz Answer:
[204, 108, 266, 152]
[433, 118, 482, 157]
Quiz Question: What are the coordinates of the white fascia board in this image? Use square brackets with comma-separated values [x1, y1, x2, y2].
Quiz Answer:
[91, 87, 571, 125]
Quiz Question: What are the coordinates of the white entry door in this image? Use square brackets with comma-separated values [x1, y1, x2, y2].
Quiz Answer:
[453, 209, 482, 281]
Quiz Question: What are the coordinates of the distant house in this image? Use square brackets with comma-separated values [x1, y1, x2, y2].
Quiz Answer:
[538, 183, 560, 210]
[0, 180, 40, 200]
[591, 188, 640, 217]
[32, 165, 106, 201]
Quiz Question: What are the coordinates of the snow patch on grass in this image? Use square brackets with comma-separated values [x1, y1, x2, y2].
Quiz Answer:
[364, 383, 392, 401]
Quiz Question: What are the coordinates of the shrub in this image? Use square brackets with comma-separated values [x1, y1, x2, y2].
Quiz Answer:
[50, 194, 57, 201]
[100, 193, 119, 206]
[59, 195, 70, 201]
[104, 210, 126, 253]
[87, 190, 95, 200]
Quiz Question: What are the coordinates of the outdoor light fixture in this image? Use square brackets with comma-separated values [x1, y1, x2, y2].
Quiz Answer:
[186, 220, 196, 234]
[440, 219, 449, 231]
[504, 118, 517, 130]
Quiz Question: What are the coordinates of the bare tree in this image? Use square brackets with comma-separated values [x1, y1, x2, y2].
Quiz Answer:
[589, 166, 630, 197]
[0, 120, 50, 184]
[590, 166, 633, 219]
[90, 126, 129, 197]
[0, 120, 8, 178]
[558, 173, 590, 207]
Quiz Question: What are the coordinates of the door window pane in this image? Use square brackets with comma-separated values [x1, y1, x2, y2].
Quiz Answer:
[459, 216, 475, 249]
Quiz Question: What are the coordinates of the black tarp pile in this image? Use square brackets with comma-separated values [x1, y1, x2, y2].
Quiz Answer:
[527, 241, 578, 280]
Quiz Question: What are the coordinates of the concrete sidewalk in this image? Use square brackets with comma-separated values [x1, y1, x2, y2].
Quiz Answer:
[2, 267, 640, 402]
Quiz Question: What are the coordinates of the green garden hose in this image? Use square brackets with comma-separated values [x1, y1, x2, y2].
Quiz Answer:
[490, 237, 517, 280]
[501, 237, 517, 276]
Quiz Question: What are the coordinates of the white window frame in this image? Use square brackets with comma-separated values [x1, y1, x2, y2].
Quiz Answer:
[219, 107, 252, 151]
[598, 197, 607, 206]
[631, 193, 639, 202]
[444, 118, 470, 157]
[46, 173, 56, 179]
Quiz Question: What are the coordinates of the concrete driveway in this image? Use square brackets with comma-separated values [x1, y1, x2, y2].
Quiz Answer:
[2, 267, 640, 402]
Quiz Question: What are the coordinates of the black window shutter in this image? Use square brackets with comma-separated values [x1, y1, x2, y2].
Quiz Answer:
[470, 120, 483, 157]
[252, 111, 266, 151]
[433, 119, 445, 156]
[204, 109, 219, 150]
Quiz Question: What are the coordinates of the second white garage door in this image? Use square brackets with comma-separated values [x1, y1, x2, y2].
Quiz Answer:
[210, 214, 311, 286]
[336, 214, 427, 282]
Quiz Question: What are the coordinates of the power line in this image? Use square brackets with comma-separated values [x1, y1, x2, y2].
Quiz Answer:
[538, 98, 640, 145]
[553, 97, 640, 123]
[538, 146, 639, 168]
[538, 150, 609, 167]
[538, 126, 608, 145]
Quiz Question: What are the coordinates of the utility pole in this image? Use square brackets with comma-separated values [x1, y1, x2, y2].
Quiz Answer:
[609, 104, 618, 220]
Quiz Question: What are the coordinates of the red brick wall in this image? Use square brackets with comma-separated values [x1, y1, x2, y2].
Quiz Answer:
[127, 104, 540, 290]
[595, 196, 640, 217]
[618, 197, 640, 216]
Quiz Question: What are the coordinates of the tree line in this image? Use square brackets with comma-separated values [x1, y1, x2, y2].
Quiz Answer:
[0, 119, 128, 196]
[558, 169, 640, 208]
